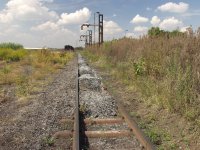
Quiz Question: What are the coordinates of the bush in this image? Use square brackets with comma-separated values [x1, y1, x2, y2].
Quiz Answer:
[0, 48, 27, 62]
[0, 42, 23, 50]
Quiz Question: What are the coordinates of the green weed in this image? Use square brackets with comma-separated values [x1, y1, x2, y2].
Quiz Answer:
[43, 136, 55, 146]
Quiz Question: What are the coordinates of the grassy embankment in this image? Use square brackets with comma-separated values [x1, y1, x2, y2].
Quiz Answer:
[0, 43, 74, 103]
[82, 32, 200, 149]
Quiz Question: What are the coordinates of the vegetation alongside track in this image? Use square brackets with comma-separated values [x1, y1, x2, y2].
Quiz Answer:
[0, 43, 74, 103]
[82, 28, 200, 149]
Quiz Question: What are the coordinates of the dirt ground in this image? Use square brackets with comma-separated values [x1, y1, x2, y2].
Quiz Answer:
[0, 58, 77, 150]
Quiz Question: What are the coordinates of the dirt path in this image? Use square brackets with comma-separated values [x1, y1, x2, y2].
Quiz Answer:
[0, 58, 77, 150]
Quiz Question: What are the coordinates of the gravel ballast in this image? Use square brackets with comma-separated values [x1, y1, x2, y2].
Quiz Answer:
[78, 54, 117, 118]
[0, 58, 77, 150]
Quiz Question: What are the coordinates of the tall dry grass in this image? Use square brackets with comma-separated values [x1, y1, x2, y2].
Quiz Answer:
[0, 48, 74, 102]
[84, 33, 200, 123]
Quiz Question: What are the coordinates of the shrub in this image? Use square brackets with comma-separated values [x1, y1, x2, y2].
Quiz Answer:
[0, 48, 27, 62]
[0, 42, 23, 50]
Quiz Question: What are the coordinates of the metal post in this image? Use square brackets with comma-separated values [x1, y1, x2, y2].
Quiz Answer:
[85, 36, 88, 47]
[94, 13, 95, 45]
[99, 14, 103, 46]
[94, 12, 100, 45]
[88, 30, 92, 46]
[80, 12, 103, 46]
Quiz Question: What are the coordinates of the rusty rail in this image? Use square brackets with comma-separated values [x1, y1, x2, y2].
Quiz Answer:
[73, 55, 80, 150]
[118, 101, 155, 150]
[84, 118, 124, 125]
[85, 130, 131, 138]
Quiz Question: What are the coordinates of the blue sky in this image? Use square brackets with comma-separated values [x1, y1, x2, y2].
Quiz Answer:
[0, 0, 199, 48]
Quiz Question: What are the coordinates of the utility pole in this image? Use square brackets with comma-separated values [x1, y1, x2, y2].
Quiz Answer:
[87, 30, 92, 46]
[98, 14, 103, 45]
[94, 12, 100, 45]
[81, 12, 103, 46]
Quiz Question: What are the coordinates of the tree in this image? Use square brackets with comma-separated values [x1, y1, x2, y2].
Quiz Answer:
[148, 27, 161, 37]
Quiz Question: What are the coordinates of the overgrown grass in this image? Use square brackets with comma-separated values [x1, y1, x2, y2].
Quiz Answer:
[83, 33, 200, 124]
[0, 42, 23, 50]
[0, 48, 74, 102]
[0, 48, 28, 62]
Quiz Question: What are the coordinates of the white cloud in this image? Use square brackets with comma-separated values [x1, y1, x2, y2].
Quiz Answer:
[57, 7, 91, 25]
[158, 2, 189, 13]
[180, 26, 189, 32]
[31, 21, 59, 31]
[41, 0, 54, 2]
[126, 32, 134, 38]
[130, 14, 149, 24]
[0, 0, 92, 47]
[30, 7, 92, 46]
[0, 0, 58, 23]
[104, 20, 123, 35]
[159, 17, 183, 31]
[181, 11, 200, 17]
[151, 16, 161, 26]
[0, 12, 13, 23]
[134, 26, 148, 33]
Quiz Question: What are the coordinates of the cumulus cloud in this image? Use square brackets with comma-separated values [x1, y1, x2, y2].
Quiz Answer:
[126, 32, 134, 38]
[0, 0, 92, 47]
[130, 14, 149, 24]
[32, 7, 91, 31]
[157, 2, 189, 13]
[134, 26, 148, 33]
[31, 21, 59, 31]
[30, 7, 92, 46]
[57, 7, 91, 25]
[0, 0, 58, 23]
[151, 16, 161, 26]
[41, 0, 54, 2]
[159, 17, 183, 31]
[104, 20, 123, 35]
[180, 26, 189, 32]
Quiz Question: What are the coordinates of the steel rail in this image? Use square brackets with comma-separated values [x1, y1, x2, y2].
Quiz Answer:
[73, 55, 80, 150]
[117, 101, 155, 150]
[84, 118, 124, 125]
[85, 130, 131, 138]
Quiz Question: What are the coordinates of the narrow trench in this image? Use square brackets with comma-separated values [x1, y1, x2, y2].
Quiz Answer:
[79, 111, 89, 150]
[78, 64, 89, 150]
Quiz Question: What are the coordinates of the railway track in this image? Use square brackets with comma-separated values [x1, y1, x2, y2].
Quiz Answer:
[54, 54, 155, 150]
